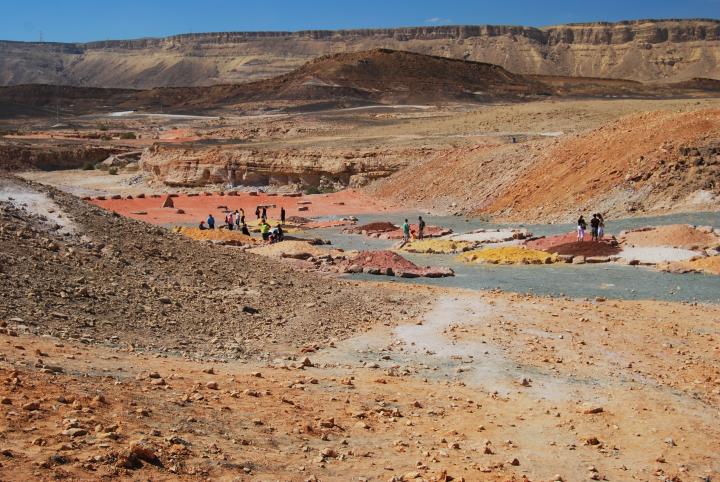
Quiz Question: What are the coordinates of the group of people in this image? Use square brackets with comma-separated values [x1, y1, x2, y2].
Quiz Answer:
[198, 205, 286, 243]
[254, 205, 286, 224]
[199, 209, 251, 235]
[402, 216, 426, 242]
[577, 213, 605, 242]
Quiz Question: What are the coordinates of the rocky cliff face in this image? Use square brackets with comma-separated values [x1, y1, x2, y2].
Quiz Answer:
[2, 19, 718, 88]
[0, 142, 121, 171]
[140, 144, 429, 188]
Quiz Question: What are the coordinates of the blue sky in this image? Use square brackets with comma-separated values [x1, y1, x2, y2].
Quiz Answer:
[2, 0, 718, 43]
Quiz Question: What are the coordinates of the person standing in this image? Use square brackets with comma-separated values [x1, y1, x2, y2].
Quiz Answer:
[255, 206, 260, 220]
[402, 219, 410, 243]
[590, 214, 600, 241]
[280, 206, 286, 225]
[261, 206, 267, 222]
[577, 215, 586, 242]
[598, 213, 605, 239]
[260, 220, 271, 241]
[418, 216, 426, 240]
[207, 214, 215, 230]
[234, 210, 241, 229]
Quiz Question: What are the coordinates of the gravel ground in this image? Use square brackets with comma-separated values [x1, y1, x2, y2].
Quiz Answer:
[0, 175, 421, 360]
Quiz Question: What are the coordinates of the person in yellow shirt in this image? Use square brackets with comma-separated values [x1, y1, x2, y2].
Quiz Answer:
[260, 220, 271, 241]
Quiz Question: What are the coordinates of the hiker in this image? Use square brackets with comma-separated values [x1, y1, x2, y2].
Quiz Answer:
[261, 206, 267, 221]
[577, 215, 586, 241]
[234, 210, 241, 229]
[241, 223, 250, 236]
[597, 213, 605, 239]
[225, 212, 234, 230]
[207, 214, 215, 230]
[275, 223, 284, 242]
[255, 206, 260, 219]
[590, 214, 600, 241]
[239, 208, 245, 225]
[280, 207, 286, 224]
[260, 220, 271, 241]
[199, 220, 207, 230]
[402, 219, 411, 243]
[418, 216, 426, 240]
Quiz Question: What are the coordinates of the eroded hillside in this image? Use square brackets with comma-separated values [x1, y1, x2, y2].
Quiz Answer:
[371, 107, 720, 221]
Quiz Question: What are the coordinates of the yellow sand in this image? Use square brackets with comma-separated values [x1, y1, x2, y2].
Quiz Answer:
[400, 239, 472, 254]
[249, 219, 301, 234]
[660, 255, 720, 275]
[249, 240, 329, 259]
[457, 246, 559, 265]
[173, 227, 257, 244]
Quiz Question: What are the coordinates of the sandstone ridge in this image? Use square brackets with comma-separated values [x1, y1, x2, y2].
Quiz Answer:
[1, 19, 718, 88]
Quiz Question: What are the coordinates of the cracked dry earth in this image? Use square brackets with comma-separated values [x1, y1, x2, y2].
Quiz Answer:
[1, 288, 719, 481]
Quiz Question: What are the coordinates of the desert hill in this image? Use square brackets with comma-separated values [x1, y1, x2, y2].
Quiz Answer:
[0, 175, 412, 357]
[0, 19, 719, 89]
[0, 49, 551, 117]
[138, 49, 551, 108]
[3, 48, 720, 119]
[370, 109, 720, 221]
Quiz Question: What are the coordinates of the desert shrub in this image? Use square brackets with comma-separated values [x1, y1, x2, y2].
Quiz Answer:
[108, 167, 118, 175]
[119, 132, 136, 139]
[81, 161, 95, 171]
[304, 186, 321, 195]
[98, 125, 108, 131]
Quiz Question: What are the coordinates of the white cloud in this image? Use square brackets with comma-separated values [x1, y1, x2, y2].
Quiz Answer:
[425, 17, 451, 24]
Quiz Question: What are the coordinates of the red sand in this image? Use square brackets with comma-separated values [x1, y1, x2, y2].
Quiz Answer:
[545, 241, 621, 256]
[354, 221, 398, 232]
[89, 190, 395, 226]
[350, 250, 420, 271]
[347, 250, 454, 278]
[525, 232, 579, 250]
[526, 232, 620, 256]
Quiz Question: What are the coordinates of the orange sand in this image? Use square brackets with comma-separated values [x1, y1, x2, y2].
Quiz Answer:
[90, 190, 396, 226]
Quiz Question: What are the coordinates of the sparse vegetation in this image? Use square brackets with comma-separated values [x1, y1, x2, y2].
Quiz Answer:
[303, 186, 321, 195]
[119, 132, 136, 140]
[108, 167, 118, 175]
[81, 161, 95, 171]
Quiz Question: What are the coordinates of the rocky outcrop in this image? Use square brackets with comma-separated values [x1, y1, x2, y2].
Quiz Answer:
[1, 19, 718, 88]
[0, 141, 122, 171]
[140, 143, 426, 188]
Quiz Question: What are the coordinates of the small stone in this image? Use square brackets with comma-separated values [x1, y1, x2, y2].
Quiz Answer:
[206, 381, 219, 390]
[22, 401, 40, 411]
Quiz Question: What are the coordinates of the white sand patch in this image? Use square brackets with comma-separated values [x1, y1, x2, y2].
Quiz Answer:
[619, 246, 701, 264]
[0, 179, 77, 234]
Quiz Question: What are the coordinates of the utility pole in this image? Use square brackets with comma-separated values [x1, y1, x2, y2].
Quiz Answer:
[55, 43, 63, 125]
